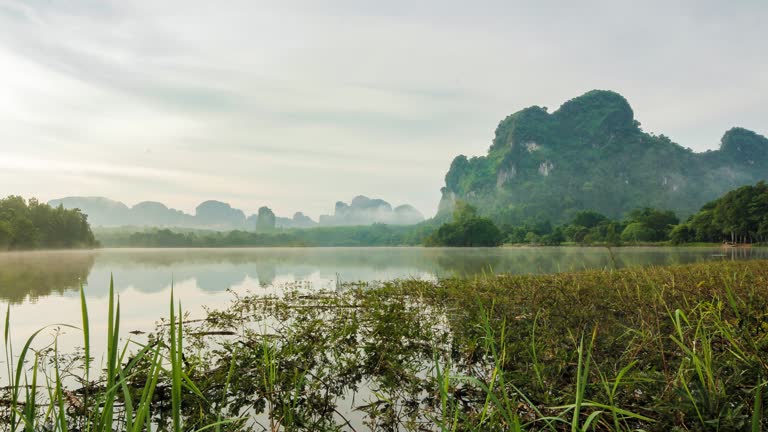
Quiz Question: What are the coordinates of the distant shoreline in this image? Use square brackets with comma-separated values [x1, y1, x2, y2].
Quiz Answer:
[5, 243, 768, 253]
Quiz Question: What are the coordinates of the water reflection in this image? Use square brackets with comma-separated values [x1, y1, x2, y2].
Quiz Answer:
[0, 247, 766, 303]
[0, 251, 95, 303]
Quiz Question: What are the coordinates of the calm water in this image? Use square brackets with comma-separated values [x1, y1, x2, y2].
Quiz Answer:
[0, 246, 765, 354]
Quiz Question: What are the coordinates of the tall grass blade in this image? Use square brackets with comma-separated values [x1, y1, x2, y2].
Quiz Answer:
[215, 349, 239, 432]
[753, 381, 763, 432]
[131, 345, 163, 432]
[170, 285, 183, 432]
[79, 283, 91, 431]
[54, 339, 68, 432]
[11, 324, 76, 431]
[22, 352, 40, 432]
[119, 360, 135, 431]
[100, 275, 121, 430]
[571, 328, 597, 432]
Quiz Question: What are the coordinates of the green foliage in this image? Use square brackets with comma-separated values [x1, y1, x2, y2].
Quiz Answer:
[620, 222, 657, 243]
[678, 182, 768, 243]
[605, 222, 622, 246]
[720, 127, 768, 165]
[97, 222, 438, 247]
[523, 231, 540, 244]
[499, 210, 620, 245]
[426, 218, 503, 247]
[452, 200, 478, 222]
[541, 226, 565, 245]
[440, 90, 768, 226]
[100, 202, 700, 249]
[572, 210, 608, 229]
[624, 207, 679, 241]
[255, 206, 276, 232]
[0, 196, 97, 250]
[425, 202, 503, 247]
[2, 278, 229, 432]
[669, 224, 696, 245]
[6, 259, 768, 429]
[499, 206, 682, 245]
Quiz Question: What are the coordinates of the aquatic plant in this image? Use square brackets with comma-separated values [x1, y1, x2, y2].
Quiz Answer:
[3, 260, 768, 430]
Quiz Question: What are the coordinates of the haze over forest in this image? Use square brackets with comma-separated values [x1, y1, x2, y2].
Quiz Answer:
[46, 88, 768, 232]
[1, 1, 767, 219]
[49, 195, 425, 229]
[439, 90, 768, 225]
[3, 4, 768, 428]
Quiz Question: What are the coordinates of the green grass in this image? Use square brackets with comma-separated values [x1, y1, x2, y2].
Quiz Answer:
[3, 260, 768, 430]
[1, 276, 231, 432]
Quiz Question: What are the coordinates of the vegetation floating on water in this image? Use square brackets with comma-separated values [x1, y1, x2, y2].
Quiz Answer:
[3, 260, 768, 430]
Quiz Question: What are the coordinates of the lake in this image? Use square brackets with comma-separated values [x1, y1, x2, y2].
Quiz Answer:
[1, 246, 765, 355]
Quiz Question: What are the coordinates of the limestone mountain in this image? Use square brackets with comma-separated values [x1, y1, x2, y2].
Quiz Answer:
[50, 197, 283, 230]
[49, 195, 424, 229]
[195, 201, 246, 229]
[132, 201, 193, 226]
[49, 197, 137, 226]
[319, 195, 425, 226]
[438, 90, 768, 224]
[276, 212, 317, 229]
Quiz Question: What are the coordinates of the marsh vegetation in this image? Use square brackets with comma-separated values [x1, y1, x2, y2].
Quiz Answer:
[3, 260, 768, 431]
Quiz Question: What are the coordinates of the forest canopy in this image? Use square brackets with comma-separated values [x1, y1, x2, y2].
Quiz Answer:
[671, 181, 768, 244]
[425, 202, 503, 247]
[0, 196, 97, 250]
[439, 90, 768, 226]
[95, 223, 436, 248]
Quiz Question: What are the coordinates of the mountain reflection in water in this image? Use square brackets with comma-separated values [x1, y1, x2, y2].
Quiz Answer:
[1, 247, 766, 304]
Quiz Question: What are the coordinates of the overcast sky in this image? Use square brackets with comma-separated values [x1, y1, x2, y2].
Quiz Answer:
[1, 0, 766, 218]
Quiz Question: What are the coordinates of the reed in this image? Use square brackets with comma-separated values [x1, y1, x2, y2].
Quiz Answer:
[1, 278, 229, 432]
[2, 260, 768, 430]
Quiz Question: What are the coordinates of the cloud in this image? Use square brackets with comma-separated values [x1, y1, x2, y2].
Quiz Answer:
[0, 0, 767, 218]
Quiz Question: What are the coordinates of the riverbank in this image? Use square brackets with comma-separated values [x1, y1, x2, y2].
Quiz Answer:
[4, 259, 768, 430]
[94, 225, 763, 249]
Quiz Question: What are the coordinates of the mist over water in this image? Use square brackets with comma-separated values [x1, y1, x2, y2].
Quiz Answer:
[2, 246, 766, 303]
[1, 246, 764, 351]
[0, 246, 766, 428]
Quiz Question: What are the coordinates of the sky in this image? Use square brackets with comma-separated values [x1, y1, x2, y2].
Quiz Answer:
[0, 0, 766, 219]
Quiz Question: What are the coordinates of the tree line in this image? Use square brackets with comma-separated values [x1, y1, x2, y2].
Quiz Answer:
[97, 224, 435, 248]
[4, 181, 763, 250]
[0, 196, 97, 250]
[95, 181, 768, 248]
[429, 182, 768, 247]
[670, 181, 768, 244]
[426, 203, 678, 247]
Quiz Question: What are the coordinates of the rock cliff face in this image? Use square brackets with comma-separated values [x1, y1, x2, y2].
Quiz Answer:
[195, 201, 246, 229]
[49, 197, 135, 226]
[439, 90, 768, 224]
[50, 195, 424, 229]
[319, 195, 425, 226]
[49, 197, 245, 229]
[275, 212, 317, 229]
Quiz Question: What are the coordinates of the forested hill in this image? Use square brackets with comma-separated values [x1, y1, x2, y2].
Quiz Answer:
[439, 90, 768, 225]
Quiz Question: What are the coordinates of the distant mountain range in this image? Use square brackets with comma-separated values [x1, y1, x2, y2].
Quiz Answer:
[320, 196, 424, 226]
[48, 195, 424, 230]
[439, 90, 768, 224]
[52, 90, 766, 231]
